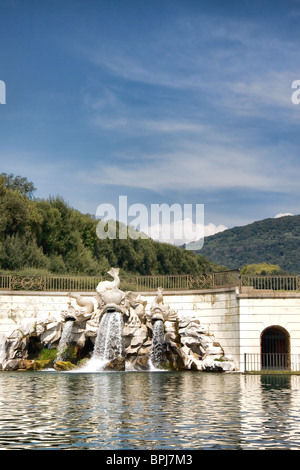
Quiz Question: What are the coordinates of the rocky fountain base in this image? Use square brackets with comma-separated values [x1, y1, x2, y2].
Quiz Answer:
[0, 268, 236, 373]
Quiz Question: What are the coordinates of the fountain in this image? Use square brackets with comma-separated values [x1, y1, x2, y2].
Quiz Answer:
[81, 311, 124, 371]
[145, 287, 169, 370]
[55, 319, 75, 363]
[0, 268, 236, 372]
[149, 320, 166, 370]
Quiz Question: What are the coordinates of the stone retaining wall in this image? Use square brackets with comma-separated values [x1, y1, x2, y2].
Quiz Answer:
[1, 287, 300, 371]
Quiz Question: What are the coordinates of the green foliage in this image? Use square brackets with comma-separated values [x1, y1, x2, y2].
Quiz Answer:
[37, 347, 58, 362]
[57, 345, 78, 363]
[0, 234, 50, 271]
[240, 263, 286, 276]
[4, 267, 53, 277]
[0, 173, 218, 276]
[0, 181, 31, 238]
[0, 173, 36, 199]
[194, 215, 300, 274]
[54, 361, 77, 371]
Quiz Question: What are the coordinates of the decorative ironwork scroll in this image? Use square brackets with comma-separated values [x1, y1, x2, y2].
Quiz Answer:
[11, 275, 46, 291]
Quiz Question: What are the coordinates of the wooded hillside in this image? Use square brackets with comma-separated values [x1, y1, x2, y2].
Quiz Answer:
[191, 215, 300, 274]
[0, 173, 217, 276]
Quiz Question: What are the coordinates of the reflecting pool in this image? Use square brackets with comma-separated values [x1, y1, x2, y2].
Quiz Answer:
[0, 371, 300, 450]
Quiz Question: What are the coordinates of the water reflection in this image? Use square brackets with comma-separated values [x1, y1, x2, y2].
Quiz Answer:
[240, 374, 299, 449]
[0, 371, 300, 449]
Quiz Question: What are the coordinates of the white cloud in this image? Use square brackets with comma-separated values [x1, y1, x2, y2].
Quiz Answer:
[80, 137, 299, 195]
[226, 72, 300, 124]
[91, 115, 207, 134]
[203, 223, 228, 237]
[138, 218, 227, 246]
[77, 10, 300, 205]
[274, 212, 294, 218]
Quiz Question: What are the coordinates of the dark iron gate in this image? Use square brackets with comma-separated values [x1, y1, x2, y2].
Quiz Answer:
[244, 326, 293, 372]
[244, 353, 300, 373]
[261, 327, 289, 370]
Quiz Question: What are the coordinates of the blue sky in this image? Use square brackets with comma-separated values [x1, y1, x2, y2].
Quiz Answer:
[0, 0, 300, 244]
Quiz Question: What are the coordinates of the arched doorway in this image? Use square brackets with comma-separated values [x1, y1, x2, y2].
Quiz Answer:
[261, 326, 290, 370]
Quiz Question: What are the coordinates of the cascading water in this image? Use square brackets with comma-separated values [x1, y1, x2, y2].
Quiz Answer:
[149, 319, 166, 370]
[55, 320, 75, 362]
[81, 310, 123, 372]
[0, 334, 6, 369]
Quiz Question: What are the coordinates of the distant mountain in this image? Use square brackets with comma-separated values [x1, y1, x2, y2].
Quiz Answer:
[186, 215, 300, 274]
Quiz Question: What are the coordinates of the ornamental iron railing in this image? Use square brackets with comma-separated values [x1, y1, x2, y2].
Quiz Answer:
[0, 271, 299, 292]
[0, 270, 239, 292]
[244, 353, 300, 373]
[241, 275, 300, 291]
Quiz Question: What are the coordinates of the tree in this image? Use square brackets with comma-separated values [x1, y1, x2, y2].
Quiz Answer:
[0, 234, 50, 271]
[0, 173, 218, 276]
[240, 263, 286, 276]
[0, 173, 36, 199]
[0, 179, 31, 239]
